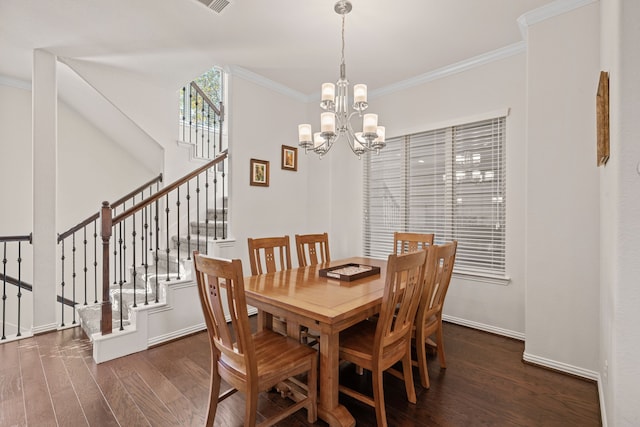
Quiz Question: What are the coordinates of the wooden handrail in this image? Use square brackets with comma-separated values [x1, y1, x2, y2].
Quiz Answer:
[190, 81, 222, 116]
[57, 212, 100, 242]
[0, 273, 33, 292]
[111, 173, 163, 210]
[0, 234, 32, 243]
[112, 150, 227, 225]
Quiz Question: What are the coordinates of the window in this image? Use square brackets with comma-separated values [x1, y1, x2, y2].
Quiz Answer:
[363, 116, 506, 278]
[179, 66, 225, 160]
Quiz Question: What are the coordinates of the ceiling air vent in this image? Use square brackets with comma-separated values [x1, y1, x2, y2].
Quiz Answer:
[198, 0, 231, 14]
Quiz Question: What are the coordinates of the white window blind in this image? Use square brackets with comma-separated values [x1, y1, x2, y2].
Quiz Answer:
[363, 116, 506, 277]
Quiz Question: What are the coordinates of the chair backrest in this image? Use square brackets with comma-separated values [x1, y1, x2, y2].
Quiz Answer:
[247, 235, 292, 275]
[375, 249, 429, 358]
[193, 252, 257, 379]
[295, 232, 330, 267]
[417, 241, 457, 326]
[393, 232, 435, 255]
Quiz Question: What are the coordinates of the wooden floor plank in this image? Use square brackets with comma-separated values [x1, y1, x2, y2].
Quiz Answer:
[4, 321, 601, 427]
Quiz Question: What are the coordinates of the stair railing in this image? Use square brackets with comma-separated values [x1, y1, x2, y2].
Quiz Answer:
[1, 234, 32, 340]
[180, 81, 224, 159]
[100, 150, 228, 335]
[56, 173, 163, 328]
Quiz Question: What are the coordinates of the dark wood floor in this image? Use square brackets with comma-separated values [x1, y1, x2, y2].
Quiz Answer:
[0, 321, 601, 426]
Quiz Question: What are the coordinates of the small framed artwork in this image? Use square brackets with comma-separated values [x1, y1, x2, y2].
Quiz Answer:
[281, 145, 298, 171]
[596, 70, 610, 167]
[250, 158, 269, 187]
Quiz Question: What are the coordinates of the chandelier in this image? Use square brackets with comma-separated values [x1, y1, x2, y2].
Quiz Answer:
[297, 0, 385, 159]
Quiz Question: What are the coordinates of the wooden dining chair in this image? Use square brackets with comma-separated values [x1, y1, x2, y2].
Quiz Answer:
[247, 235, 292, 335]
[393, 231, 435, 254]
[193, 252, 317, 427]
[414, 241, 457, 389]
[338, 249, 428, 427]
[295, 232, 330, 267]
[247, 235, 292, 275]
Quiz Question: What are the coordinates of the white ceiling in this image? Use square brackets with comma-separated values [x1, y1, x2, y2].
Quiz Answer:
[0, 0, 554, 97]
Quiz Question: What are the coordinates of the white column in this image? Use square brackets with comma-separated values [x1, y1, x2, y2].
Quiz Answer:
[32, 49, 58, 334]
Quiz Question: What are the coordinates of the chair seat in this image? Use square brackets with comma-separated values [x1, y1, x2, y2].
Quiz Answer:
[220, 330, 317, 391]
[339, 320, 377, 361]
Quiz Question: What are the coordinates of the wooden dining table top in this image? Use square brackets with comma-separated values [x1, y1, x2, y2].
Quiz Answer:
[243, 256, 388, 328]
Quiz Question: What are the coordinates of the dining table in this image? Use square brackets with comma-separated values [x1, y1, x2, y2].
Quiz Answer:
[243, 256, 388, 427]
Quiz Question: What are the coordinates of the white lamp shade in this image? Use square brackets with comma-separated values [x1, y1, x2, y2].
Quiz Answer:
[298, 124, 312, 143]
[375, 126, 386, 142]
[363, 114, 378, 134]
[353, 84, 367, 103]
[313, 132, 324, 148]
[321, 83, 335, 102]
[321, 112, 336, 133]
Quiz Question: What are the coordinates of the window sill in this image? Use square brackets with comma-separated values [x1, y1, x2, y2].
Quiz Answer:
[452, 271, 511, 286]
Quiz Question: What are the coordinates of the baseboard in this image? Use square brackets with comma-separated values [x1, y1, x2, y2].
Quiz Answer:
[522, 351, 599, 381]
[148, 322, 207, 347]
[442, 314, 525, 341]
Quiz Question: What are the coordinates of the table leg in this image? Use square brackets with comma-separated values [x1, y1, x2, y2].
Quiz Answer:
[256, 309, 272, 331]
[317, 330, 355, 427]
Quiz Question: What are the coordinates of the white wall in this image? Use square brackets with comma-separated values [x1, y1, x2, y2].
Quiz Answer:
[0, 84, 33, 234]
[600, 0, 640, 424]
[327, 53, 529, 337]
[221, 74, 319, 275]
[0, 82, 158, 234]
[524, 3, 600, 374]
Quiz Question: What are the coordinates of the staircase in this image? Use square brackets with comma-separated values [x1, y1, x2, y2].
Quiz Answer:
[67, 79, 230, 363]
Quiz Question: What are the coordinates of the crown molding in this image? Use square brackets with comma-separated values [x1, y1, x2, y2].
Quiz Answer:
[0, 74, 31, 90]
[517, 0, 598, 39]
[226, 65, 310, 103]
[370, 42, 526, 100]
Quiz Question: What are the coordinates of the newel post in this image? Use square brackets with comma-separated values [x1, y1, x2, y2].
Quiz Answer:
[100, 201, 113, 335]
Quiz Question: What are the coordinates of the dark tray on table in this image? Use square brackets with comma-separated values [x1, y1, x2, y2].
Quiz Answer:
[318, 263, 381, 282]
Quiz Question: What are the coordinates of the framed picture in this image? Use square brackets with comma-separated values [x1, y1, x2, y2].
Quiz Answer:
[596, 71, 610, 167]
[281, 145, 298, 171]
[250, 158, 269, 187]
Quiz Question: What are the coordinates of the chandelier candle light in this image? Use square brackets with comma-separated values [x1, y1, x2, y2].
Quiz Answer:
[297, 0, 386, 159]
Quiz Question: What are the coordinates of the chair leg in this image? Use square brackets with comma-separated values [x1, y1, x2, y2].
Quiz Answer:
[245, 387, 258, 427]
[401, 351, 417, 404]
[372, 369, 388, 427]
[436, 318, 447, 368]
[416, 332, 430, 389]
[307, 357, 318, 423]
[206, 367, 221, 427]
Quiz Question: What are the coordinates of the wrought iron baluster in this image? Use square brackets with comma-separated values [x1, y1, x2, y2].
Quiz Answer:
[112, 224, 117, 285]
[214, 164, 218, 240]
[2, 242, 6, 340]
[176, 187, 181, 280]
[189, 89, 193, 144]
[195, 93, 199, 155]
[205, 169, 209, 253]
[165, 194, 170, 281]
[154, 199, 160, 302]
[221, 159, 227, 239]
[16, 242, 22, 336]
[201, 98, 206, 157]
[144, 202, 149, 305]
[132, 196, 137, 308]
[196, 176, 201, 253]
[186, 182, 191, 260]
[181, 86, 186, 142]
[122, 203, 127, 284]
[207, 106, 211, 158]
[93, 221, 98, 303]
[118, 222, 124, 331]
[83, 226, 88, 305]
[60, 239, 65, 327]
[72, 233, 77, 324]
